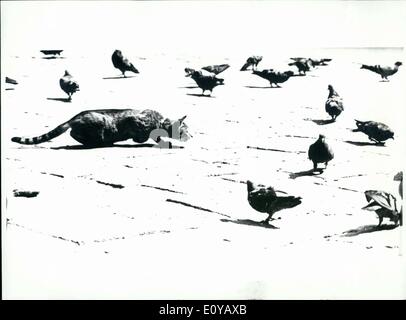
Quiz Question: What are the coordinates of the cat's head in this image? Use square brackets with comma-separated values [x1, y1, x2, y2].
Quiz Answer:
[161, 116, 192, 141]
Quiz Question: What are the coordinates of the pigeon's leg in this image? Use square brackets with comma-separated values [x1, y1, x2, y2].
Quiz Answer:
[368, 136, 379, 143]
[208, 90, 212, 96]
[261, 214, 272, 224]
[68, 93, 72, 101]
[313, 161, 318, 171]
[123, 71, 126, 78]
[378, 216, 383, 226]
[276, 83, 281, 88]
[325, 161, 328, 168]
[201, 89, 205, 96]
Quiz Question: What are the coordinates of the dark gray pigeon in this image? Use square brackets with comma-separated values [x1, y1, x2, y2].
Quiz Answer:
[352, 120, 394, 144]
[360, 61, 402, 81]
[325, 85, 344, 121]
[247, 180, 302, 225]
[252, 69, 294, 87]
[288, 59, 312, 75]
[186, 70, 224, 96]
[241, 56, 262, 71]
[112, 50, 139, 77]
[308, 134, 334, 171]
[59, 70, 79, 100]
[362, 190, 401, 226]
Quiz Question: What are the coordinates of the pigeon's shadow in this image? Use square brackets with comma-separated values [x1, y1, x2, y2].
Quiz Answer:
[344, 140, 385, 147]
[41, 56, 65, 60]
[186, 93, 215, 98]
[245, 86, 281, 89]
[47, 97, 71, 103]
[178, 86, 199, 89]
[342, 224, 398, 237]
[102, 75, 136, 80]
[289, 169, 324, 179]
[51, 143, 184, 150]
[5, 88, 15, 91]
[312, 119, 335, 125]
[220, 218, 278, 229]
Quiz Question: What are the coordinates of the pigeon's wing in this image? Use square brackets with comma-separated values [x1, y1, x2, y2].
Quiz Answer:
[202, 64, 230, 75]
[308, 143, 315, 159]
[394, 171, 403, 181]
[362, 201, 383, 211]
[290, 57, 306, 62]
[364, 190, 396, 211]
[240, 62, 251, 71]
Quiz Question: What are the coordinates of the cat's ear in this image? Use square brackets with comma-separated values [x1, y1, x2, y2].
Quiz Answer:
[178, 115, 187, 124]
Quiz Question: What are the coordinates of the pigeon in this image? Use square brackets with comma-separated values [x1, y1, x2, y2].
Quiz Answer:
[288, 59, 312, 75]
[325, 85, 344, 121]
[186, 70, 224, 96]
[309, 58, 332, 66]
[352, 120, 394, 144]
[360, 61, 402, 81]
[240, 56, 263, 71]
[184, 67, 213, 77]
[5, 77, 18, 85]
[247, 180, 302, 225]
[59, 70, 79, 100]
[252, 69, 294, 87]
[394, 172, 403, 225]
[394, 171, 403, 199]
[111, 49, 139, 77]
[308, 134, 334, 171]
[362, 190, 401, 226]
[201, 64, 230, 75]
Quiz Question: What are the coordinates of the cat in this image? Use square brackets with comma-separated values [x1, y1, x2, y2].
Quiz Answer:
[11, 109, 191, 148]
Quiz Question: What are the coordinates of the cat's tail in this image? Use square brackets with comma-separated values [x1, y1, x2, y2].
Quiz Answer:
[11, 122, 71, 144]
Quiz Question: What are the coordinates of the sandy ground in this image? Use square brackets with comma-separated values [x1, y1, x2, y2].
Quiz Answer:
[2, 48, 406, 299]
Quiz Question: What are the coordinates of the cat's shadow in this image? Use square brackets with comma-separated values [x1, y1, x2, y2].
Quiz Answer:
[51, 143, 184, 150]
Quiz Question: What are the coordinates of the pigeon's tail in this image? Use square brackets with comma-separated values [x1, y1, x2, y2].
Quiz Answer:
[281, 196, 302, 209]
[360, 64, 378, 72]
[240, 62, 251, 71]
[246, 180, 255, 192]
[131, 65, 140, 74]
[6, 77, 18, 85]
[217, 78, 225, 85]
